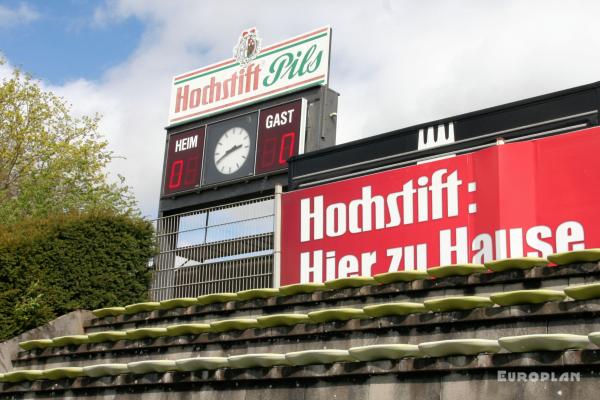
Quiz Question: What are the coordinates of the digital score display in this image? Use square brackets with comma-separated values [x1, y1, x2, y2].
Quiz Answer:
[161, 98, 307, 197]
[255, 99, 306, 175]
[162, 127, 205, 195]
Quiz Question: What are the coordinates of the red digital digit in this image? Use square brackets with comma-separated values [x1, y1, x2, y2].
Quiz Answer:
[183, 155, 199, 185]
[168, 159, 184, 189]
[262, 137, 278, 168]
[278, 132, 296, 165]
[255, 100, 303, 175]
[162, 127, 205, 195]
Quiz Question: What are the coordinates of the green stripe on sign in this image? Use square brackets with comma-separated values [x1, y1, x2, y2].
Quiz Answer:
[175, 62, 240, 85]
[174, 32, 329, 86]
[255, 32, 329, 60]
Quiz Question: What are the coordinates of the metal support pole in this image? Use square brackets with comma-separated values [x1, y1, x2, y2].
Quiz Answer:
[272, 184, 283, 288]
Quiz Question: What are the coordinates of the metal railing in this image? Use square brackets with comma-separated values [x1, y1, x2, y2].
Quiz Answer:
[150, 195, 277, 301]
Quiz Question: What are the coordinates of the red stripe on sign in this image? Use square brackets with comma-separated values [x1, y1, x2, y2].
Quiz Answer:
[261, 27, 330, 53]
[169, 75, 325, 123]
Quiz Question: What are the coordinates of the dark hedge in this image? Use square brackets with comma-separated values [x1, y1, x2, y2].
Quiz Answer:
[0, 212, 156, 341]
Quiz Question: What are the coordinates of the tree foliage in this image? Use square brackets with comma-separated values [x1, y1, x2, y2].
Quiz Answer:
[0, 60, 137, 224]
[0, 211, 155, 341]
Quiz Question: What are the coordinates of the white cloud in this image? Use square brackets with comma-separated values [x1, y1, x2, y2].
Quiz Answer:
[15, 0, 600, 218]
[0, 2, 39, 28]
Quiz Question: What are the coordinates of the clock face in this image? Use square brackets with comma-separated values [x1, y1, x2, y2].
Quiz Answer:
[202, 112, 258, 186]
[214, 127, 251, 175]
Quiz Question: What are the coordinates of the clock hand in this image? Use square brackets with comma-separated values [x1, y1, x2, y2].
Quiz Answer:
[216, 144, 243, 164]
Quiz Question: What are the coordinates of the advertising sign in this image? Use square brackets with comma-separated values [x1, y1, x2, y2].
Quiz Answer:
[168, 27, 330, 127]
[280, 127, 600, 286]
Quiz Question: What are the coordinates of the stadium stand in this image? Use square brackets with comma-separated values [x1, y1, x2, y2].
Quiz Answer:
[2, 250, 600, 398]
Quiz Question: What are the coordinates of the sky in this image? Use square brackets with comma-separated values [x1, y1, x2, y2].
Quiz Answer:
[1, 0, 600, 219]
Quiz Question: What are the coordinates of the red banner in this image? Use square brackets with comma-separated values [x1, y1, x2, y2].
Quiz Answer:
[280, 127, 600, 286]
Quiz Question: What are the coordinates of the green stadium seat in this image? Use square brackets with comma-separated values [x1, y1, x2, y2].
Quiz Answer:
[587, 332, 600, 347]
[548, 249, 600, 265]
[125, 327, 168, 340]
[307, 308, 368, 324]
[362, 302, 426, 317]
[490, 289, 566, 306]
[423, 296, 494, 312]
[175, 357, 229, 371]
[197, 292, 237, 305]
[324, 276, 377, 290]
[373, 271, 429, 284]
[499, 334, 589, 353]
[210, 318, 259, 333]
[158, 297, 199, 310]
[236, 288, 281, 301]
[256, 313, 310, 328]
[285, 349, 354, 366]
[427, 264, 486, 278]
[19, 339, 54, 351]
[0, 370, 44, 383]
[51, 335, 89, 347]
[419, 339, 501, 357]
[127, 360, 177, 374]
[92, 307, 126, 318]
[349, 344, 422, 361]
[42, 367, 85, 380]
[124, 302, 161, 315]
[278, 282, 325, 296]
[485, 257, 548, 272]
[564, 283, 600, 300]
[86, 331, 127, 343]
[166, 323, 212, 336]
[228, 353, 289, 368]
[82, 363, 129, 378]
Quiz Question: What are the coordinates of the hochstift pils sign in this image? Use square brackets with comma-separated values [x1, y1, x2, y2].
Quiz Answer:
[168, 27, 331, 127]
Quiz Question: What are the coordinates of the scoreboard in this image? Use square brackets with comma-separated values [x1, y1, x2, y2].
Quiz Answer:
[158, 27, 338, 214]
[159, 85, 337, 214]
[161, 98, 307, 197]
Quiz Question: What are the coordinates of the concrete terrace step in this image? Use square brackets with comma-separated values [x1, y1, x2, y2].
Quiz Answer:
[2, 349, 600, 399]
[10, 336, 597, 383]
[83, 262, 600, 333]
[12, 298, 600, 369]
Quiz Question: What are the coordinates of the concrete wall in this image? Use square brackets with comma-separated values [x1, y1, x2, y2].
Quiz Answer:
[0, 310, 93, 373]
[6, 371, 597, 400]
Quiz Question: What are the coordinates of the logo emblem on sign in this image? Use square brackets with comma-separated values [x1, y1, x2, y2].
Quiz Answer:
[233, 28, 262, 67]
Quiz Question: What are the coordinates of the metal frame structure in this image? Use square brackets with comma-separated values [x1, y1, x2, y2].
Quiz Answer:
[152, 86, 338, 300]
[288, 81, 600, 189]
[151, 195, 277, 301]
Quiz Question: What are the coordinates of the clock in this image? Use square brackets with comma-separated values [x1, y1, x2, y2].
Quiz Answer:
[202, 112, 258, 186]
[214, 127, 251, 175]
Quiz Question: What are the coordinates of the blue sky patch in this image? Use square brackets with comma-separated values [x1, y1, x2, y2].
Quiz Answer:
[0, 0, 143, 84]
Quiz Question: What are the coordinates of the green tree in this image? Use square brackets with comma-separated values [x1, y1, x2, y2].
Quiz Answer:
[0, 60, 137, 224]
[0, 212, 155, 340]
